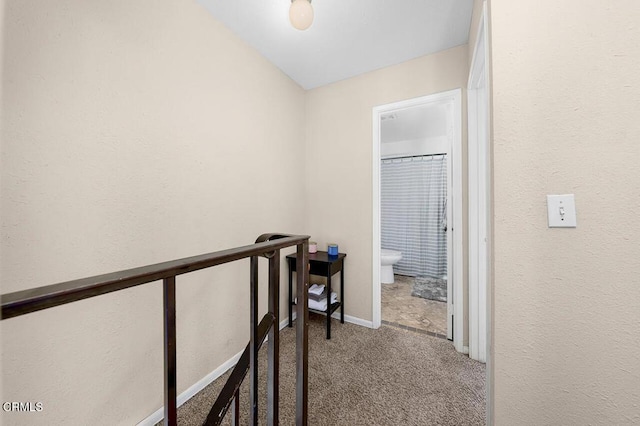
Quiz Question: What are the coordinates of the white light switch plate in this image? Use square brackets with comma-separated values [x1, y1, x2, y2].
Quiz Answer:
[547, 194, 577, 228]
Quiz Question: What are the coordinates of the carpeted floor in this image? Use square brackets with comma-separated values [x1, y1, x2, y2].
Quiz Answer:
[166, 315, 485, 425]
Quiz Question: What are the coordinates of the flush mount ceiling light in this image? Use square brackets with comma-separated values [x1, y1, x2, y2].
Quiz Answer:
[289, 0, 314, 31]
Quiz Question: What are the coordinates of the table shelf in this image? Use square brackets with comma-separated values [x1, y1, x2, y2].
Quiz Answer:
[293, 301, 342, 317]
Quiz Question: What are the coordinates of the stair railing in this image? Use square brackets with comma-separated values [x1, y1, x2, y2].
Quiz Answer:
[1, 233, 310, 426]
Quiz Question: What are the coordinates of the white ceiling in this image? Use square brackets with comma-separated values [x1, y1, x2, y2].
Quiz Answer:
[199, 0, 474, 90]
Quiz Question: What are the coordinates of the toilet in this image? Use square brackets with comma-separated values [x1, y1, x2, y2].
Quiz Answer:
[380, 249, 402, 284]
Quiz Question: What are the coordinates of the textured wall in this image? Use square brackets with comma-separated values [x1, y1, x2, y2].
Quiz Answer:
[0, 0, 305, 424]
[491, 0, 640, 424]
[305, 45, 469, 326]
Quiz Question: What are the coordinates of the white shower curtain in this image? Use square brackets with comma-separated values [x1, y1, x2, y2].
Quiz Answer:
[381, 155, 447, 278]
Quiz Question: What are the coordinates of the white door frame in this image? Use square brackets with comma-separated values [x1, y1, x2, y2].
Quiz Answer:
[372, 89, 464, 353]
[468, 2, 490, 364]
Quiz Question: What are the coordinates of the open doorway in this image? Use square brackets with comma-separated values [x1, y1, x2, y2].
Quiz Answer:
[372, 90, 464, 353]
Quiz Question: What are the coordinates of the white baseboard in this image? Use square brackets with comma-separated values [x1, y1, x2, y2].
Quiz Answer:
[335, 313, 373, 328]
[463, 346, 470, 355]
[137, 317, 292, 425]
[289, 311, 374, 329]
[137, 349, 242, 426]
[278, 317, 291, 331]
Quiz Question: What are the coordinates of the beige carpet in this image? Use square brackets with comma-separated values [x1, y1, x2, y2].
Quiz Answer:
[167, 315, 485, 425]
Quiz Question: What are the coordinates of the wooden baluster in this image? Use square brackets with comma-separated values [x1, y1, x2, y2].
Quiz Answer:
[267, 250, 280, 425]
[295, 242, 309, 426]
[231, 391, 240, 426]
[249, 256, 259, 426]
[163, 276, 177, 426]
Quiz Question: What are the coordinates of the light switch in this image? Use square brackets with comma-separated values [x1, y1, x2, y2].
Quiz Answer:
[547, 194, 577, 228]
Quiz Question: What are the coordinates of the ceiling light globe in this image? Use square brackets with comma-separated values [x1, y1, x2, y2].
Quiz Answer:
[289, 0, 314, 31]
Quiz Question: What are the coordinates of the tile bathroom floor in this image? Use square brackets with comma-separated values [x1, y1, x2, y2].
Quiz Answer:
[381, 274, 448, 337]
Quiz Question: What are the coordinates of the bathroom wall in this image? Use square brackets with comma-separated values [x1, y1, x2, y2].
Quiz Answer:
[381, 136, 449, 158]
[0, 0, 306, 424]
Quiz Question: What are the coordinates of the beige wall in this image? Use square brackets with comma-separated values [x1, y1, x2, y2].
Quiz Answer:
[305, 45, 469, 325]
[490, 0, 640, 424]
[0, 0, 305, 424]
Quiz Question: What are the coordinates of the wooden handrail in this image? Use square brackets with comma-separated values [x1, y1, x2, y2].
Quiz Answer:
[0, 233, 310, 426]
[1, 234, 308, 320]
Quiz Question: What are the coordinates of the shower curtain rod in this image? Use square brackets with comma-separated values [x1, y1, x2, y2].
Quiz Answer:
[382, 153, 447, 160]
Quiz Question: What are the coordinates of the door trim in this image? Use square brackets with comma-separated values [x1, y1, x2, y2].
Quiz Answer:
[372, 89, 464, 353]
[468, 0, 490, 365]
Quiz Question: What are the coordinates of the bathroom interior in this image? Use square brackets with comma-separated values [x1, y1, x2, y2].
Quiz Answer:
[380, 102, 450, 338]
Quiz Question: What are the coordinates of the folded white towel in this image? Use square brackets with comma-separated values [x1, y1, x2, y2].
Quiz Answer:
[308, 292, 338, 312]
[309, 298, 328, 311]
[309, 284, 325, 296]
[295, 291, 338, 309]
[309, 288, 327, 302]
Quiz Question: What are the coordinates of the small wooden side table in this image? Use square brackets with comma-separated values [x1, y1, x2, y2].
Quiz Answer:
[286, 251, 346, 339]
